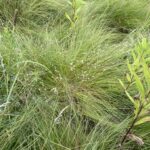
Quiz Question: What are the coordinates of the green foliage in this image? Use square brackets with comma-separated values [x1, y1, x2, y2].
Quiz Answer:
[65, 0, 86, 28]
[87, 0, 150, 32]
[119, 39, 150, 149]
[124, 39, 150, 125]
[0, 0, 69, 31]
[0, 0, 150, 150]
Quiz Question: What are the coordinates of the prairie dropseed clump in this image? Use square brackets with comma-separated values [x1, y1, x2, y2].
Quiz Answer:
[0, 0, 150, 150]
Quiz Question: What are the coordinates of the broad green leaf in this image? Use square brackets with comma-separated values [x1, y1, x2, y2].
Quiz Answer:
[132, 50, 140, 69]
[118, 79, 125, 89]
[133, 58, 140, 69]
[127, 60, 133, 75]
[143, 62, 150, 88]
[132, 51, 137, 62]
[125, 91, 135, 105]
[136, 38, 147, 56]
[146, 57, 150, 63]
[136, 46, 142, 56]
[65, 12, 74, 27]
[67, 1, 72, 6]
[139, 109, 149, 118]
[141, 38, 147, 50]
[133, 73, 145, 100]
[135, 116, 150, 126]
[145, 103, 150, 109]
[65, 12, 72, 22]
[76, 0, 86, 8]
[134, 100, 140, 116]
[126, 73, 131, 83]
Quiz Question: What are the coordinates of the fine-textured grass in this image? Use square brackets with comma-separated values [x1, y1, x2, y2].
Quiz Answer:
[86, 0, 150, 32]
[0, 0, 69, 33]
[0, 0, 150, 150]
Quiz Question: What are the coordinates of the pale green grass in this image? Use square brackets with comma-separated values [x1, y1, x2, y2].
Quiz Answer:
[0, 0, 150, 150]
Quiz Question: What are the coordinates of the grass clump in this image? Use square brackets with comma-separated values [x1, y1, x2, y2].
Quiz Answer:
[0, 0, 69, 32]
[86, 0, 150, 33]
[0, 0, 150, 150]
